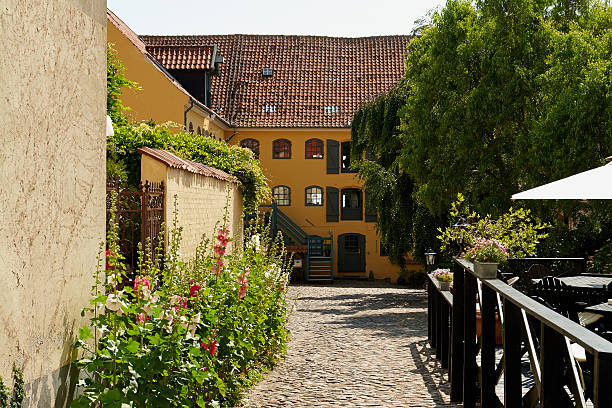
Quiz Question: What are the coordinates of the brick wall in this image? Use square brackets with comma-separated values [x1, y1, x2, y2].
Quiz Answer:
[165, 168, 243, 260]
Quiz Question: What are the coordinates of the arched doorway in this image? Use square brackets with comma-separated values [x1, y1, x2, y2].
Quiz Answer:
[338, 233, 365, 273]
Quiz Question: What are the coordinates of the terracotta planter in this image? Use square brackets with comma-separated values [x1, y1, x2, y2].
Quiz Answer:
[476, 311, 503, 345]
[473, 261, 498, 279]
[438, 281, 451, 291]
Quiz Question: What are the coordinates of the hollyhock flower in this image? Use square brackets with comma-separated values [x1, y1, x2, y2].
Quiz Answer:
[214, 245, 226, 256]
[238, 283, 247, 299]
[143, 302, 154, 316]
[202, 338, 217, 356]
[190, 284, 201, 297]
[105, 292, 124, 312]
[137, 313, 145, 324]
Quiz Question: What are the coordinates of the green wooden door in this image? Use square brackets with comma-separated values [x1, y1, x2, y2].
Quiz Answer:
[338, 233, 365, 273]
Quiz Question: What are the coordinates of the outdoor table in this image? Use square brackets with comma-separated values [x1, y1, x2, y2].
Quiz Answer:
[532, 275, 612, 289]
[585, 302, 612, 318]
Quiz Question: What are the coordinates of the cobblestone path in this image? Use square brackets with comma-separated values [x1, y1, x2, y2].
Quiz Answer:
[241, 281, 462, 407]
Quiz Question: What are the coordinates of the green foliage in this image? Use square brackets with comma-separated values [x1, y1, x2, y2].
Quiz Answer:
[438, 194, 550, 258]
[351, 88, 425, 267]
[109, 122, 270, 212]
[588, 239, 612, 274]
[0, 365, 24, 408]
[73, 195, 290, 407]
[107, 43, 138, 126]
[351, 0, 611, 266]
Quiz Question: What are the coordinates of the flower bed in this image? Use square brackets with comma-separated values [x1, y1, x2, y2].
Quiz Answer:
[72, 198, 291, 407]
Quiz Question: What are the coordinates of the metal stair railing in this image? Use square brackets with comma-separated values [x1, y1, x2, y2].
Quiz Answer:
[260, 204, 334, 282]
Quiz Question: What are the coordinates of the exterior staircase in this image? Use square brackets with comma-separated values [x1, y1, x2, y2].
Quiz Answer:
[260, 204, 334, 282]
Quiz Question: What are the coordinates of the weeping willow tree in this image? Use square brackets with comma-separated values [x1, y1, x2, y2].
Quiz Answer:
[351, 87, 443, 267]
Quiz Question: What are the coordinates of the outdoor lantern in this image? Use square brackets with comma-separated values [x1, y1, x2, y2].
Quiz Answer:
[425, 249, 436, 266]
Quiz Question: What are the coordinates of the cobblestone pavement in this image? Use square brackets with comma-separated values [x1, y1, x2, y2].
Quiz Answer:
[241, 281, 462, 407]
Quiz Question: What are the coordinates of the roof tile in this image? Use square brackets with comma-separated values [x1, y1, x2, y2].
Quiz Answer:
[141, 34, 411, 128]
[138, 147, 235, 182]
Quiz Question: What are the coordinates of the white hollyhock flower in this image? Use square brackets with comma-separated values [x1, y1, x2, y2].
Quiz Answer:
[106, 292, 124, 312]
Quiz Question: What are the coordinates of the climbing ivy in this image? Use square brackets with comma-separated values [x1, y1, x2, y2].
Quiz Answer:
[109, 122, 270, 212]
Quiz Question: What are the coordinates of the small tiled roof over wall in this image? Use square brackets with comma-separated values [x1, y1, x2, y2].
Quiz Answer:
[141, 35, 411, 128]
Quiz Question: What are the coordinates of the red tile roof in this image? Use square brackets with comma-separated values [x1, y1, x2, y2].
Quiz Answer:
[138, 147, 235, 182]
[107, 9, 232, 128]
[147, 45, 215, 70]
[141, 35, 411, 128]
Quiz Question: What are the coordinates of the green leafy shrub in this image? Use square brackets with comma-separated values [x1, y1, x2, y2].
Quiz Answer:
[72, 195, 290, 407]
[0, 364, 24, 408]
[108, 122, 270, 212]
[588, 240, 612, 275]
[438, 194, 549, 259]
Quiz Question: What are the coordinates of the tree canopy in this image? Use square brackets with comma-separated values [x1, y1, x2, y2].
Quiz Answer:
[351, 0, 611, 266]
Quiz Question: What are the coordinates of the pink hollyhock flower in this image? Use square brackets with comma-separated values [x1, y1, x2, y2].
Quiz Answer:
[214, 245, 226, 256]
[138, 313, 145, 324]
[190, 284, 201, 297]
[238, 283, 247, 299]
[181, 297, 188, 308]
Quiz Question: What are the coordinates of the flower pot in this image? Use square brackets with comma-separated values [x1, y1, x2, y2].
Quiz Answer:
[438, 281, 450, 291]
[473, 261, 499, 279]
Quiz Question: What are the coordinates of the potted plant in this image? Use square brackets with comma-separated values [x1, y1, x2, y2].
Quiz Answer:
[431, 268, 453, 291]
[464, 237, 509, 279]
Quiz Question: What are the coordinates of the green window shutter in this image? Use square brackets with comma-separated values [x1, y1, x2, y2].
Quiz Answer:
[326, 140, 339, 174]
[326, 186, 339, 222]
[364, 190, 377, 222]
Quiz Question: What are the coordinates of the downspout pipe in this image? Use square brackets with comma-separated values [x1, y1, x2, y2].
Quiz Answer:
[225, 126, 238, 143]
[184, 99, 195, 131]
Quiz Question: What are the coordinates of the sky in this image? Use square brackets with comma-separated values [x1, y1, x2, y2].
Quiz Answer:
[107, 0, 447, 37]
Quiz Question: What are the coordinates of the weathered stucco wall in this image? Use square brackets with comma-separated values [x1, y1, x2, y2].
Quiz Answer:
[141, 155, 243, 261]
[0, 0, 106, 406]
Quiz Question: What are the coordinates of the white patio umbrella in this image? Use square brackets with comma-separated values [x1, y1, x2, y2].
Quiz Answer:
[511, 162, 612, 200]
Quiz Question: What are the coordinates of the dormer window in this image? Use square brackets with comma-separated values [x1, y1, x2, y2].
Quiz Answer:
[324, 105, 339, 114]
[262, 105, 276, 113]
[262, 67, 274, 77]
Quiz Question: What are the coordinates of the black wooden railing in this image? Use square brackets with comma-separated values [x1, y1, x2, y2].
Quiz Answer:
[428, 258, 612, 408]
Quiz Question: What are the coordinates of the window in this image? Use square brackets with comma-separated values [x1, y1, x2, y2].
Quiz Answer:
[197, 126, 202, 135]
[240, 138, 259, 159]
[341, 142, 356, 173]
[344, 234, 360, 252]
[262, 67, 274, 76]
[341, 188, 362, 220]
[305, 186, 323, 206]
[188, 122, 194, 133]
[272, 185, 290, 206]
[273, 139, 291, 159]
[324, 105, 339, 114]
[262, 105, 276, 113]
[305, 139, 324, 159]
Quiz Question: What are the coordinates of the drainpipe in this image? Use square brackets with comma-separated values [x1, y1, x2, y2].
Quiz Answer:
[225, 126, 238, 143]
[184, 99, 195, 131]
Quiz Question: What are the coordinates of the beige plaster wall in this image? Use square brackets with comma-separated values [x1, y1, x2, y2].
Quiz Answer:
[165, 168, 243, 260]
[141, 156, 243, 261]
[0, 0, 106, 406]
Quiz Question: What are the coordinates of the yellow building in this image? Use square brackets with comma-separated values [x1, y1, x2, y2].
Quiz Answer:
[109, 14, 418, 281]
[138, 34, 420, 282]
[107, 10, 231, 140]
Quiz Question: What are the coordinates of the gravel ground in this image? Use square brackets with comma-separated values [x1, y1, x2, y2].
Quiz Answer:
[240, 281, 462, 407]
